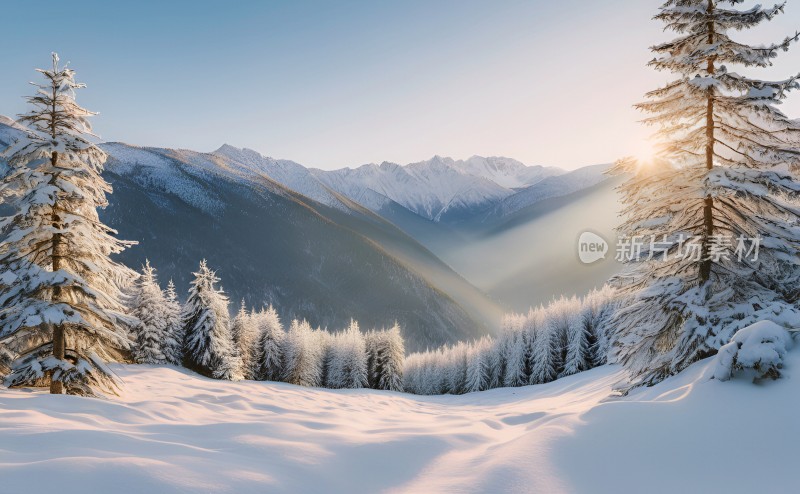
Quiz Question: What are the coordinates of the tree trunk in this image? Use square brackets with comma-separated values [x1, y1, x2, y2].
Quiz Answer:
[49, 149, 65, 395]
[699, 0, 716, 284]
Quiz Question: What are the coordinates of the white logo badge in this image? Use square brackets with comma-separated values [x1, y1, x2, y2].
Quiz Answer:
[578, 232, 608, 264]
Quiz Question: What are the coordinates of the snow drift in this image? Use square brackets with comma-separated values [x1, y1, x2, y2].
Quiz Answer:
[1, 335, 797, 494]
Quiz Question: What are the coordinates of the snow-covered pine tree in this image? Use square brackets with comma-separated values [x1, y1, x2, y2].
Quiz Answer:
[485, 336, 504, 390]
[254, 305, 285, 381]
[583, 285, 618, 366]
[231, 300, 258, 379]
[613, 0, 800, 387]
[561, 296, 593, 377]
[530, 302, 565, 385]
[281, 319, 324, 387]
[325, 320, 368, 389]
[501, 314, 528, 387]
[374, 324, 405, 392]
[131, 260, 169, 365]
[182, 260, 242, 380]
[465, 336, 493, 393]
[444, 341, 469, 394]
[0, 54, 136, 396]
[162, 279, 183, 365]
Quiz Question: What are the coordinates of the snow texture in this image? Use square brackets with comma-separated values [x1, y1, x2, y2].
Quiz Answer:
[0, 336, 797, 493]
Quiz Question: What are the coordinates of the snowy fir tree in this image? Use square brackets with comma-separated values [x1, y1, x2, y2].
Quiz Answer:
[612, 0, 800, 387]
[282, 319, 324, 387]
[560, 296, 594, 377]
[0, 54, 136, 396]
[365, 325, 405, 391]
[325, 320, 368, 389]
[162, 279, 183, 365]
[182, 260, 242, 380]
[529, 304, 563, 385]
[501, 314, 529, 388]
[254, 305, 285, 381]
[131, 260, 170, 365]
[465, 336, 493, 393]
[582, 285, 618, 366]
[231, 300, 258, 379]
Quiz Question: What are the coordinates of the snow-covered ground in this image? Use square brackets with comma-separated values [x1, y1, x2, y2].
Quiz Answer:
[1, 349, 797, 494]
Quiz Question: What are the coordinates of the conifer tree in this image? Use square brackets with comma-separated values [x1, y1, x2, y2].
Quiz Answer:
[182, 260, 241, 380]
[0, 54, 136, 395]
[254, 305, 285, 381]
[231, 300, 258, 379]
[613, 0, 800, 386]
[162, 279, 183, 365]
[325, 320, 368, 389]
[583, 285, 618, 366]
[502, 314, 528, 388]
[465, 336, 493, 393]
[530, 302, 566, 385]
[282, 319, 324, 387]
[369, 324, 405, 391]
[131, 260, 170, 365]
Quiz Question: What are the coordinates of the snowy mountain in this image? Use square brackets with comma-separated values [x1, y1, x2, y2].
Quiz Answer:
[210, 144, 353, 212]
[0, 120, 500, 350]
[478, 163, 612, 222]
[312, 155, 563, 223]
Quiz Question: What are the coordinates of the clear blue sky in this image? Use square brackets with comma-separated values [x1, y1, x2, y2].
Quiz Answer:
[1, 0, 798, 170]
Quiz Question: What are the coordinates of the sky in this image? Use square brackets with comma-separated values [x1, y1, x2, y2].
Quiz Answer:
[1, 0, 799, 170]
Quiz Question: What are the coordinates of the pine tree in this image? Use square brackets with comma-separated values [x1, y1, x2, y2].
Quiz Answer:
[131, 260, 169, 365]
[530, 303, 564, 385]
[325, 320, 368, 389]
[254, 305, 284, 381]
[465, 336, 492, 393]
[281, 319, 324, 387]
[162, 279, 183, 365]
[375, 324, 405, 392]
[0, 54, 136, 396]
[583, 285, 618, 366]
[182, 260, 241, 380]
[612, 1, 800, 387]
[485, 337, 504, 390]
[561, 296, 593, 377]
[502, 314, 528, 387]
[231, 300, 258, 379]
[445, 341, 469, 394]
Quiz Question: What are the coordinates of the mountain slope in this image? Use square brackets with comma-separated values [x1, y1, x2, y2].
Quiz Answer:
[439, 177, 624, 312]
[476, 163, 612, 223]
[0, 119, 494, 350]
[100, 143, 491, 351]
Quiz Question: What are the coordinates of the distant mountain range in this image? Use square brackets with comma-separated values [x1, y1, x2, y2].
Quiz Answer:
[0, 116, 620, 347]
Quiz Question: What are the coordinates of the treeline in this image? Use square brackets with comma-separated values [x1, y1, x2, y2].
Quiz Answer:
[403, 287, 618, 394]
[130, 259, 405, 391]
[129, 260, 619, 396]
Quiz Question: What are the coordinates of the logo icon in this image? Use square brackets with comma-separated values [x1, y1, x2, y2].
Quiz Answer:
[578, 231, 608, 264]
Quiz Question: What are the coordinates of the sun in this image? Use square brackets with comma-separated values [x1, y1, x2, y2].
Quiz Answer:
[633, 144, 658, 165]
[631, 141, 661, 171]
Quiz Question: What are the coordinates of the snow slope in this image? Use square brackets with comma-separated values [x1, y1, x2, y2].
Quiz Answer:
[1, 348, 797, 493]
